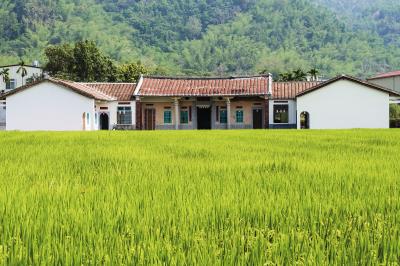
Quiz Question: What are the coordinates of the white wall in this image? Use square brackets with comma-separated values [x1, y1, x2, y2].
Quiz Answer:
[0, 101, 5, 130]
[96, 101, 136, 129]
[6, 81, 97, 131]
[296, 79, 390, 129]
[0, 66, 43, 91]
[269, 100, 297, 125]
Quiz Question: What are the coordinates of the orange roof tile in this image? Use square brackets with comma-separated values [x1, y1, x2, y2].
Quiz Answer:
[368, 70, 400, 80]
[273, 81, 321, 99]
[82, 83, 136, 101]
[136, 75, 270, 97]
[0, 78, 116, 101]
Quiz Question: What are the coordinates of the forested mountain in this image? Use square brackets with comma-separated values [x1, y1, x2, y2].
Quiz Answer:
[0, 0, 399, 78]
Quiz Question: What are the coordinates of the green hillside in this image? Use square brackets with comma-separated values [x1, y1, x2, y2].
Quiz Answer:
[0, 0, 399, 77]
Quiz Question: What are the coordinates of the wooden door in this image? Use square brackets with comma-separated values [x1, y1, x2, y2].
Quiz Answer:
[253, 109, 263, 129]
[144, 109, 156, 130]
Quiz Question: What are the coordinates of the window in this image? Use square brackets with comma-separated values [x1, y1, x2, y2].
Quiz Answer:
[180, 110, 189, 124]
[274, 105, 289, 124]
[117, 106, 132, 125]
[164, 110, 172, 124]
[6, 79, 16, 90]
[95, 113, 98, 125]
[86, 113, 90, 126]
[220, 109, 227, 124]
[236, 110, 244, 123]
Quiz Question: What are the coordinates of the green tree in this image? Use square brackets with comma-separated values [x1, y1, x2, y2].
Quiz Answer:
[308, 68, 320, 81]
[117, 62, 150, 83]
[45, 40, 119, 82]
[17, 61, 28, 86]
[0, 68, 10, 84]
[44, 44, 75, 79]
[390, 104, 400, 128]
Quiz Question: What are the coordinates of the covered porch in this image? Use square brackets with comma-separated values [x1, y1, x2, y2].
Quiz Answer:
[134, 75, 272, 130]
[136, 96, 269, 130]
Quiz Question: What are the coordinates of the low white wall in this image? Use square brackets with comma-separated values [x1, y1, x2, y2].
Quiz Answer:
[269, 100, 297, 126]
[0, 101, 5, 123]
[96, 101, 136, 129]
[296, 79, 390, 129]
[6, 81, 96, 131]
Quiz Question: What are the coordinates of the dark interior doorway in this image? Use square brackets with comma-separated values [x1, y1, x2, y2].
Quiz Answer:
[300, 111, 310, 129]
[100, 113, 109, 130]
[197, 107, 211, 129]
[253, 109, 263, 129]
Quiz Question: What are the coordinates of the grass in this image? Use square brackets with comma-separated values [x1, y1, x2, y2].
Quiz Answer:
[0, 130, 400, 265]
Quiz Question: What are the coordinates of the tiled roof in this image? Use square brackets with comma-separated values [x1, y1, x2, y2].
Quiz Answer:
[136, 75, 271, 96]
[296, 75, 400, 97]
[368, 70, 400, 80]
[81, 83, 136, 101]
[273, 81, 321, 99]
[0, 78, 116, 101]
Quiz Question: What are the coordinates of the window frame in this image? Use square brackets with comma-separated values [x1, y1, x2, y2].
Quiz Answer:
[117, 106, 132, 125]
[86, 113, 90, 126]
[6, 79, 16, 90]
[164, 109, 172, 124]
[180, 109, 189, 124]
[273, 104, 289, 124]
[219, 108, 228, 124]
[236, 109, 244, 123]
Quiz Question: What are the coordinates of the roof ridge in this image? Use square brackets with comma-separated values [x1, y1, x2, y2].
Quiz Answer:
[72, 82, 116, 100]
[142, 74, 270, 80]
[368, 70, 400, 80]
[80, 82, 136, 85]
[49, 78, 116, 101]
[296, 75, 400, 97]
[0, 64, 43, 69]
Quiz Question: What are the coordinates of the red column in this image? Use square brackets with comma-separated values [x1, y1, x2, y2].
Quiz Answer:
[264, 99, 270, 129]
[136, 101, 142, 130]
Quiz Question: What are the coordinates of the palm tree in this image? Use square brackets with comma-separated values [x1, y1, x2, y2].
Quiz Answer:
[293, 68, 307, 81]
[17, 61, 28, 86]
[308, 68, 319, 81]
[0, 68, 10, 84]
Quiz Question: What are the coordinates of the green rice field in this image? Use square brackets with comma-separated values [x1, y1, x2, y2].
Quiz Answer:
[0, 130, 400, 265]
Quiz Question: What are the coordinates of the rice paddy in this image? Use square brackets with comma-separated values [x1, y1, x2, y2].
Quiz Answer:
[0, 130, 400, 265]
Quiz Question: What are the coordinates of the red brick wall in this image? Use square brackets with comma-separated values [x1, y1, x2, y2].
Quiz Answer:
[136, 101, 142, 130]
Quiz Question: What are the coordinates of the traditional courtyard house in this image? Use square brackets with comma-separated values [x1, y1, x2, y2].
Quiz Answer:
[0, 78, 136, 131]
[296, 75, 400, 129]
[134, 75, 273, 130]
[0, 63, 43, 129]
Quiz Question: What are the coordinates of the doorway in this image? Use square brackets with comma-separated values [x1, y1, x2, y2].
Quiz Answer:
[144, 109, 156, 130]
[197, 107, 211, 129]
[300, 112, 310, 129]
[100, 113, 109, 130]
[253, 109, 263, 129]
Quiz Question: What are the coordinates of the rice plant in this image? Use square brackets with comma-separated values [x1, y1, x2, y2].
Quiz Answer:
[0, 130, 399, 265]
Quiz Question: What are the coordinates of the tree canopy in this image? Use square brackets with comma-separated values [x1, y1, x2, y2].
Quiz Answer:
[0, 0, 399, 78]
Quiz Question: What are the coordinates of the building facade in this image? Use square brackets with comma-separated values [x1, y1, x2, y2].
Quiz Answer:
[0, 78, 136, 131]
[0, 64, 43, 92]
[0, 64, 44, 128]
[134, 75, 273, 130]
[1, 74, 398, 131]
[368, 70, 400, 93]
[296, 76, 397, 129]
